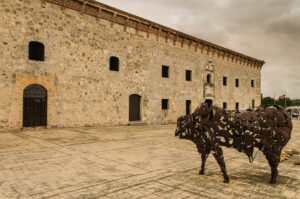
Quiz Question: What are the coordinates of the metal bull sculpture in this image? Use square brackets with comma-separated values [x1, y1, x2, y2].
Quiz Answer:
[175, 100, 293, 184]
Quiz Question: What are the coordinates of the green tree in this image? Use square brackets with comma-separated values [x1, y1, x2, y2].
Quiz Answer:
[293, 99, 300, 106]
[262, 97, 275, 106]
[275, 97, 293, 108]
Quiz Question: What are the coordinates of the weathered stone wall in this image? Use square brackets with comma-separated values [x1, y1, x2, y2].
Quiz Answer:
[0, 0, 262, 130]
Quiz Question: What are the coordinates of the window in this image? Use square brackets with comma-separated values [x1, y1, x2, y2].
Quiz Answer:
[207, 74, 211, 83]
[235, 79, 239, 87]
[29, 41, 44, 61]
[110, 56, 119, 71]
[186, 70, 192, 81]
[186, 100, 191, 115]
[162, 99, 169, 110]
[223, 76, 227, 86]
[251, 80, 254, 87]
[223, 102, 227, 109]
[162, 65, 169, 78]
[236, 102, 239, 111]
[252, 100, 255, 108]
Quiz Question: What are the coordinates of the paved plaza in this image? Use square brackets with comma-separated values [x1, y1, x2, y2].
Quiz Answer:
[0, 120, 299, 199]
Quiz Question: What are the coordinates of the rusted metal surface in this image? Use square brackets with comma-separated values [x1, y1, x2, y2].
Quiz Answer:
[175, 100, 293, 184]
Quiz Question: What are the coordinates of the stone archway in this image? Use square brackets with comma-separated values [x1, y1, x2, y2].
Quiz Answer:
[23, 84, 47, 127]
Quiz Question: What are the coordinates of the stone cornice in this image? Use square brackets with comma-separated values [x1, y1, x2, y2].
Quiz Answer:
[42, 0, 265, 69]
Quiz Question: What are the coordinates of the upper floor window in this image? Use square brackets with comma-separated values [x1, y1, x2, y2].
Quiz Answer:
[29, 41, 44, 61]
[186, 100, 191, 115]
[110, 56, 119, 71]
[162, 65, 169, 78]
[223, 76, 227, 86]
[162, 99, 169, 110]
[223, 102, 227, 109]
[252, 100, 255, 108]
[251, 80, 254, 87]
[235, 79, 239, 87]
[186, 70, 192, 81]
[207, 74, 211, 83]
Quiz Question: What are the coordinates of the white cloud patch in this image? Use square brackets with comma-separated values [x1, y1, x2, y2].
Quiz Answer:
[97, 0, 300, 99]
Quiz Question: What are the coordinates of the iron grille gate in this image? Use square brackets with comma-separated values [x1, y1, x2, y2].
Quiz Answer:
[23, 84, 47, 127]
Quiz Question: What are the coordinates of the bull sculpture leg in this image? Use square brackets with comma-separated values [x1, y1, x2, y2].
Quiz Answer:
[213, 147, 229, 183]
[199, 152, 210, 175]
[265, 153, 280, 184]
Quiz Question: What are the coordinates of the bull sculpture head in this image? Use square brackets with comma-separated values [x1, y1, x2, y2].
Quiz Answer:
[175, 99, 213, 140]
[175, 115, 193, 139]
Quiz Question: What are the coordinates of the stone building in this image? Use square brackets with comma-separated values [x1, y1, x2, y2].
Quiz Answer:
[0, 0, 265, 130]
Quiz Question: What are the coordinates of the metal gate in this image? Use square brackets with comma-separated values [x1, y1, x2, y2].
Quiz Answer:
[23, 84, 47, 127]
[129, 94, 141, 121]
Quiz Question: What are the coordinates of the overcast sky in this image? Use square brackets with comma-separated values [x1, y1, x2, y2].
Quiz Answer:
[98, 0, 300, 99]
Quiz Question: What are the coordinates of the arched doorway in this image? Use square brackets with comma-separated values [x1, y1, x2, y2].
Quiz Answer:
[129, 94, 141, 121]
[23, 84, 47, 127]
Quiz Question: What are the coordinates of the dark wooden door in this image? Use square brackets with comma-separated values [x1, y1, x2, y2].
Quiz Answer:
[23, 84, 47, 127]
[129, 94, 141, 121]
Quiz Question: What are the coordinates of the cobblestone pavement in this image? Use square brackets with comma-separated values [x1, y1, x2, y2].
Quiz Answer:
[0, 120, 299, 199]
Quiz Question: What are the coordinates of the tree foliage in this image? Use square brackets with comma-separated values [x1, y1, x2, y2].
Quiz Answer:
[261, 97, 297, 108]
[262, 97, 275, 106]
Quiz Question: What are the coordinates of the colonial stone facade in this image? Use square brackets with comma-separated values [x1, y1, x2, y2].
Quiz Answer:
[0, 0, 264, 130]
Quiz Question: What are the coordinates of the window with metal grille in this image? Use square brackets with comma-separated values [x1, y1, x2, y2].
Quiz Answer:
[162, 99, 168, 110]
[162, 65, 169, 78]
[235, 79, 239, 87]
[186, 100, 191, 115]
[186, 70, 192, 81]
[223, 76, 227, 86]
[236, 102, 239, 111]
[223, 102, 227, 109]
[29, 41, 44, 61]
[251, 80, 254, 87]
